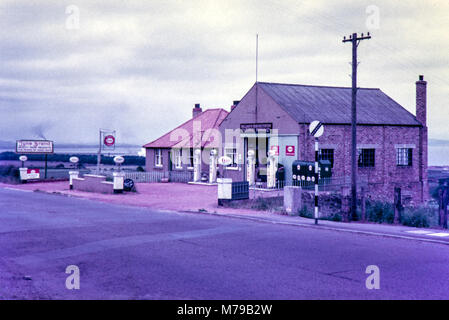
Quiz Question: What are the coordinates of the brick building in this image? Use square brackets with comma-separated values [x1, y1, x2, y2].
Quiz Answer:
[218, 76, 429, 203]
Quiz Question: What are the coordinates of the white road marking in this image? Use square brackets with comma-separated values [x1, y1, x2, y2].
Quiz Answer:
[405, 230, 449, 237]
[3, 187, 33, 193]
[427, 233, 449, 237]
[406, 230, 433, 234]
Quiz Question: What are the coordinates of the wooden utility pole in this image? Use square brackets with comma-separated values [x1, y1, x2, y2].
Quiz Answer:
[394, 187, 403, 224]
[342, 32, 371, 221]
[439, 180, 449, 229]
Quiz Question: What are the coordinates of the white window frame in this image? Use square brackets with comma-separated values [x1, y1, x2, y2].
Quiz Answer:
[155, 149, 163, 167]
[396, 147, 413, 167]
[173, 149, 183, 169]
[187, 148, 194, 170]
[225, 147, 238, 168]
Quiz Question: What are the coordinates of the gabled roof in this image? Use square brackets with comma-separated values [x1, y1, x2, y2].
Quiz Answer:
[143, 108, 228, 149]
[258, 82, 422, 126]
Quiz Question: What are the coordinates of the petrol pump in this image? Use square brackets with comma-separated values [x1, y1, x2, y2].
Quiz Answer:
[209, 149, 218, 183]
[246, 149, 255, 186]
[267, 149, 278, 188]
[193, 149, 202, 182]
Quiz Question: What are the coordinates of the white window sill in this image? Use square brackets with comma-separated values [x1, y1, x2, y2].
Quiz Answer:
[225, 166, 239, 170]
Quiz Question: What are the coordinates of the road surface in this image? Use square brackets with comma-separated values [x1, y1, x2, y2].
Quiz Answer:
[0, 187, 448, 299]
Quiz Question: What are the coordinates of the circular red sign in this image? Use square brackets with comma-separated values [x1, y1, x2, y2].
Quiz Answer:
[104, 135, 115, 147]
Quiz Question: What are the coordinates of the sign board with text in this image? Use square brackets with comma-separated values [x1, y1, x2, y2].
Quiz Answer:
[101, 131, 116, 150]
[16, 140, 54, 154]
[26, 169, 40, 179]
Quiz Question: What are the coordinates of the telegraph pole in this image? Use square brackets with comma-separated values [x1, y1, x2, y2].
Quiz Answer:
[342, 32, 371, 221]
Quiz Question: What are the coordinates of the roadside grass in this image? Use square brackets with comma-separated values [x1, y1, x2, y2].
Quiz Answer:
[401, 206, 438, 228]
[224, 194, 439, 229]
[361, 200, 438, 228]
[298, 205, 342, 222]
[221, 196, 285, 213]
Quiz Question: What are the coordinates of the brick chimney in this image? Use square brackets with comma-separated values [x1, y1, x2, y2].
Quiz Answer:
[416, 75, 427, 126]
[231, 100, 240, 111]
[416, 75, 429, 202]
[192, 103, 202, 118]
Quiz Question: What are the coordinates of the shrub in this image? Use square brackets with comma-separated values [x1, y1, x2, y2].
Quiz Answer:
[401, 207, 437, 228]
[298, 205, 313, 218]
[366, 201, 394, 224]
[136, 166, 145, 172]
[328, 212, 343, 222]
[250, 197, 283, 212]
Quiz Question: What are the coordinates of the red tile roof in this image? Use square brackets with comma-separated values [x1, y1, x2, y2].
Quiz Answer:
[143, 108, 228, 149]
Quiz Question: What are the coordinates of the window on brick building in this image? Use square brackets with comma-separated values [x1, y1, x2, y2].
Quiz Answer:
[358, 149, 375, 167]
[396, 148, 413, 166]
[320, 149, 334, 168]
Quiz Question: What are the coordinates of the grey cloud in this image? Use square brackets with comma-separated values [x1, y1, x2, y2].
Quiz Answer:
[0, 0, 448, 145]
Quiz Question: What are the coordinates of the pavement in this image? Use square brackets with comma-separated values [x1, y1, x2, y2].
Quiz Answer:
[2, 181, 449, 245]
[0, 186, 449, 299]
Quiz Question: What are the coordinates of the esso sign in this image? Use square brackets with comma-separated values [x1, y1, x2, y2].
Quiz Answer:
[113, 155, 125, 164]
[19, 155, 27, 162]
[69, 156, 79, 163]
[104, 135, 115, 147]
[218, 156, 232, 166]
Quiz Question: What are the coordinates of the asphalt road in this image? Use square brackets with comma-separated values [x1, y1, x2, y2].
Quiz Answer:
[0, 187, 448, 300]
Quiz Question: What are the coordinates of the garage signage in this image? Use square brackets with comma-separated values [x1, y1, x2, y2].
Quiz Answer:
[26, 169, 40, 179]
[104, 135, 115, 147]
[16, 140, 54, 154]
[270, 145, 279, 156]
[285, 145, 295, 156]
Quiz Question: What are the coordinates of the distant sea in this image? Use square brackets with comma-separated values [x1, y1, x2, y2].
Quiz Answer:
[0, 145, 447, 165]
[0, 145, 145, 156]
[428, 145, 449, 166]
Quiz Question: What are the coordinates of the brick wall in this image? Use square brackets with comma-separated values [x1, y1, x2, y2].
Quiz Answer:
[300, 124, 428, 203]
[218, 82, 428, 204]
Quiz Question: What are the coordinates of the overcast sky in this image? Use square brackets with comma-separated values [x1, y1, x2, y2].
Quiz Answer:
[0, 0, 448, 145]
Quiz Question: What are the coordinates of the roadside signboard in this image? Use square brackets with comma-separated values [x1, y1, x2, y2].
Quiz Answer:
[26, 169, 40, 179]
[309, 121, 324, 138]
[104, 135, 115, 148]
[16, 140, 54, 154]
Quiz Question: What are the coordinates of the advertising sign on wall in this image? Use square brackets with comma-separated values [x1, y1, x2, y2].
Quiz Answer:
[285, 145, 295, 156]
[270, 145, 279, 156]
